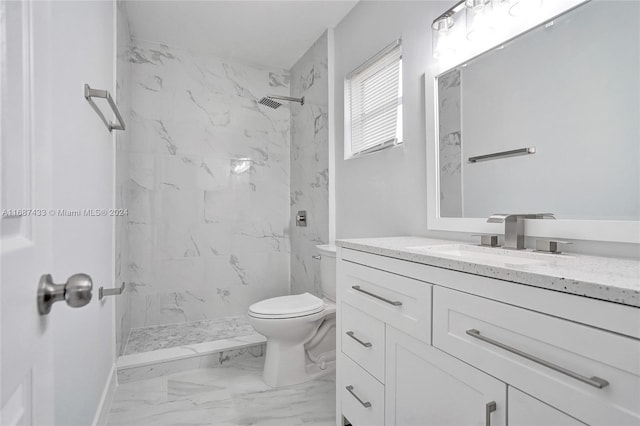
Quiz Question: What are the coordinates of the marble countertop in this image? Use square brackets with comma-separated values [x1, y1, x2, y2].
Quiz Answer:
[336, 236, 640, 307]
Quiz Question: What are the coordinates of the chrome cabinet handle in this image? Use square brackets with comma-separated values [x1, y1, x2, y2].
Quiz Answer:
[485, 401, 496, 426]
[466, 329, 609, 389]
[345, 385, 371, 408]
[351, 285, 402, 306]
[346, 331, 372, 348]
[37, 273, 93, 315]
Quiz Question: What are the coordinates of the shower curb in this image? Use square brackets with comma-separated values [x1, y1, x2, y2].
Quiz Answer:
[117, 334, 266, 383]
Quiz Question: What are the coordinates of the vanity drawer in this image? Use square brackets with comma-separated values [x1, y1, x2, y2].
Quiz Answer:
[340, 260, 432, 344]
[341, 302, 385, 382]
[432, 286, 640, 426]
[340, 354, 385, 426]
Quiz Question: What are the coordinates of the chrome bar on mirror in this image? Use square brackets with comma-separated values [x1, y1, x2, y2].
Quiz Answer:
[467, 147, 535, 163]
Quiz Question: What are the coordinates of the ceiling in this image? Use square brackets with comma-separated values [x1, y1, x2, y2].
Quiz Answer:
[125, 1, 358, 70]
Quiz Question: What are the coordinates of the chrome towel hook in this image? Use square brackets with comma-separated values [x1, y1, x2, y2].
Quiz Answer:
[98, 282, 125, 300]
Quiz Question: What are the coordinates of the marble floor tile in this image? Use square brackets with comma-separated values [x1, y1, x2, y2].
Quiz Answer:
[107, 356, 336, 426]
[124, 316, 257, 355]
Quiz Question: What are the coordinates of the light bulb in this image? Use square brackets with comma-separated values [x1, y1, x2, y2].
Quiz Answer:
[465, 0, 495, 41]
[432, 16, 456, 59]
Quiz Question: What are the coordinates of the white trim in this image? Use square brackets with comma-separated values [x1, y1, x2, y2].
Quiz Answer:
[425, 1, 640, 244]
[91, 363, 117, 426]
[327, 27, 336, 245]
[110, 0, 119, 362]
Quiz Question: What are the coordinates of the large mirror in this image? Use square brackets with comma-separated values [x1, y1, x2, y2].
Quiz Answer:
[430, 0, 640, 242]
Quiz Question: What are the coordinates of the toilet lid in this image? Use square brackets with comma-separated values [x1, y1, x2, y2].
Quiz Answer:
[249, 293, 324, 318]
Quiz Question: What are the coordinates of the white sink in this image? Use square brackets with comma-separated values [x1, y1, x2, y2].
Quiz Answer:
[407, 244, 562, 266]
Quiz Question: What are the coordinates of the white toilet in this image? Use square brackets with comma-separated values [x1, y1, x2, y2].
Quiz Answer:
[248, 244, 337, 387]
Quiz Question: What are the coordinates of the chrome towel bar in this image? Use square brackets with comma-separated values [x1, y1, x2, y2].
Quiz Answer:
[468, 147, 535, 163]
[84, 84, 126, 132]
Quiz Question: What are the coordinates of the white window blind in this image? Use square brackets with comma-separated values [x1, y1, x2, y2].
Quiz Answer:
[346, 39, 403, 158]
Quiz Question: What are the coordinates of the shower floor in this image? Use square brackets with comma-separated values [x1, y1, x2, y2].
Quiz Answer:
[117, 316, 267, 382]
[123, 316, 259, 355]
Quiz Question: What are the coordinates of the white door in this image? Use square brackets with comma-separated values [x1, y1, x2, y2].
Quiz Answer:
[508, 387, 587, 426]
[0, 1, 55, 424]
[385, 326, 507, 426]
[2, 1, 116, 424]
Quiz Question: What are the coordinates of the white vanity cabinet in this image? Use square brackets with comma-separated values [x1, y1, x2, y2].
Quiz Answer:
[336, 247, 640, 426]
[508, 387, 586, 426]
[385, 326, 506, 426]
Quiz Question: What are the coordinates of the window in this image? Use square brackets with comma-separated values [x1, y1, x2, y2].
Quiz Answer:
[345, 39, 403, 159]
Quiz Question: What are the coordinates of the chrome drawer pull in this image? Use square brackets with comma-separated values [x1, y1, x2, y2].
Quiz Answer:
[485, 401, 496, 426]
[346, 331, 373, 348]
[351, 285, 402, 306]
[346, 385, 372, 408]
[466, 329, 609, 389]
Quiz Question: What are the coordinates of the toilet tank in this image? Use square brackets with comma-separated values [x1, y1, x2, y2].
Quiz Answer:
[316, 244, 337, 302]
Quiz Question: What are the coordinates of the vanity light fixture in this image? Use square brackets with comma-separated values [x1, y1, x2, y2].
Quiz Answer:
[431, 0, 465, 59]
[432, 16, 456, 59]
[465, 0, 495, 41]
[431, 0, 546, 59]
[508, 0, 543, 17]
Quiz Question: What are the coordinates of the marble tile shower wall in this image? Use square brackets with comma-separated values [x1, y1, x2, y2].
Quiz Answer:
[115, 1, 132, 356]
[289, 32, 329, 297]
[125, 39, 291, 329]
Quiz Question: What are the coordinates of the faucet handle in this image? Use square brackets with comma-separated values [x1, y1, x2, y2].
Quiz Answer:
[534, 213, 556, 220]
[472, 234, 500, 247]
[535, 239, 571, 254]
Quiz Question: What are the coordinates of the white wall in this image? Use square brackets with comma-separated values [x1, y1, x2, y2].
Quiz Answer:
[44, 1, 117, 425]
[332, 0, 640, 258]
[334, 1, 448, 239]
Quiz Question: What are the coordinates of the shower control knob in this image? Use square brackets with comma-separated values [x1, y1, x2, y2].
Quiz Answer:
[37, 273, 93, 315]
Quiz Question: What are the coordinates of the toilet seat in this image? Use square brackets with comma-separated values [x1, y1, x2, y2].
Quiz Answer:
[249, 293, 325, 319]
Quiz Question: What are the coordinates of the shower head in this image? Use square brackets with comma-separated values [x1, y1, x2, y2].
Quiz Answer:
[258, 95, 305, 109]
[259, 97, 283, 109]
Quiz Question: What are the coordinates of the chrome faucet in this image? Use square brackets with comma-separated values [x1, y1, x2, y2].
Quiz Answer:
[487, 213, 556, 250]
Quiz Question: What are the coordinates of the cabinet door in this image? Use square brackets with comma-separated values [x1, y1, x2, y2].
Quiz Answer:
[385, 326, 506, 426]
[509, 387, 586, 426]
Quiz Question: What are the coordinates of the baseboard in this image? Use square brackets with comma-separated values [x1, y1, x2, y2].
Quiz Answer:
[91, 363, 117, 426]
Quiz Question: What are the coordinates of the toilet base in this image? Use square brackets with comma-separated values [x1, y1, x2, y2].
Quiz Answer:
[262, 340, 335, 387]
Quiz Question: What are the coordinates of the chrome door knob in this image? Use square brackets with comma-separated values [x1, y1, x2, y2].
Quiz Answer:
[37, 273, 93, 315]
